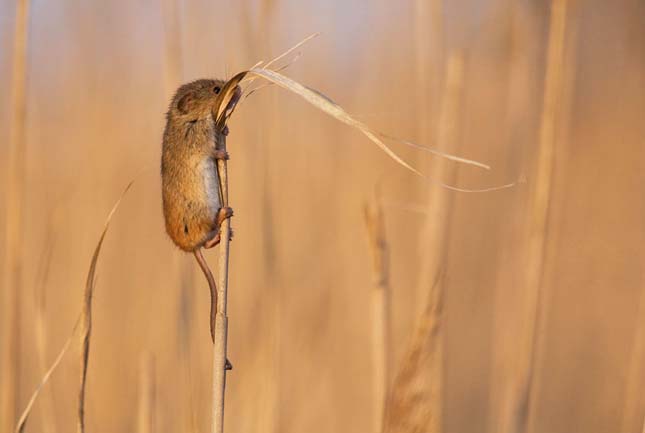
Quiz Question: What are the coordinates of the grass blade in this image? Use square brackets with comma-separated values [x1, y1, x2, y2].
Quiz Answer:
[77, 181, 134, 433]
[14, 318, 80, 433]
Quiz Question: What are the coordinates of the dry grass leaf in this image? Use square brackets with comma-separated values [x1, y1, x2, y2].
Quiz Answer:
[77, 181, 134, 433]
[15, 182, 132, 433]
[14, 318, 80, 433]
[209, 35, 514, 192]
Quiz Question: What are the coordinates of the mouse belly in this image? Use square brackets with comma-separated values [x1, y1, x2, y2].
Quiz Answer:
[162, 158, 222, 251]
[201, 158, 222, 213]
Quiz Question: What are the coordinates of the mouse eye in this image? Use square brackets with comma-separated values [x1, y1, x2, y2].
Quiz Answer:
[213, 86, 221, 94]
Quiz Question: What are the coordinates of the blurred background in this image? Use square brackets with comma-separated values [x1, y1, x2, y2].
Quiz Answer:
[1, 0, 644, 433]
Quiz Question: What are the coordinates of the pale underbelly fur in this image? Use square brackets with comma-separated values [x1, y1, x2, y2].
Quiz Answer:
[200, 158, 221, 214]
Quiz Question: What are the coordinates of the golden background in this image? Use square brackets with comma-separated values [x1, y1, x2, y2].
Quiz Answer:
[1, 1, 644, 433]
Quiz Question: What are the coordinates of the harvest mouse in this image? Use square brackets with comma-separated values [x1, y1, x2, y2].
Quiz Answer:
[161, 78, 241, 351]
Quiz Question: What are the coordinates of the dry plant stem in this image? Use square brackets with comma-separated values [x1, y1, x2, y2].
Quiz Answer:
[137, 353, 156, 433]
[488, 6, 538, 431]
[160, 0, 182, 96]
[364, 198, 391, 433]
[384, 53, 464, 433]
[383, 273, 444, 433]
[620, 282, 645, 433]
[78, 183, 133, 433]
[1, 1, 30, 432]
[77, 281, 93, 433]
[212, 135, 232, 433]
[14, 184, 130, 433]
[504, 2, 568, 433]
[14, 320, 79, 433]
[414, 0, 443, 144]
[33, 233, 57, 433]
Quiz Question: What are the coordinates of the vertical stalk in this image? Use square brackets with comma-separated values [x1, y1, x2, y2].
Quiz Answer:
[621, 283, 645, 433]
[33, 231, 57, 433]
[504, 2, 568, 433]
[137, 353, 156, 433]
[212, 135, 231, 433]
[364, 195, 391, 433]
[2, 1, 31, 432]
[384, 53, 464, 433]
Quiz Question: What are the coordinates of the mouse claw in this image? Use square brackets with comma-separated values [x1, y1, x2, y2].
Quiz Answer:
[225, 359, 233, 371]
[213, 150, 229, 161]
[222, 126, 229, 136]
[203, 231, 221, 249]
[215, 207, 233, 227]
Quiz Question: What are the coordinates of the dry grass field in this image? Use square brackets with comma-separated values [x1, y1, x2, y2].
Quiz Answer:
[1, 1, 644, 433]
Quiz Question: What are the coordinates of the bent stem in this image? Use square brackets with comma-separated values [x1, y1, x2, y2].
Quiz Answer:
[212, 134, 232, 433]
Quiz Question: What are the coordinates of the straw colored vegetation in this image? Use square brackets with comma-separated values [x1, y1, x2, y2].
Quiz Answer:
[1, 2, 644, 433]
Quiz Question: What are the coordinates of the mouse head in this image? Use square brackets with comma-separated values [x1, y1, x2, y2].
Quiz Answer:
[169, 79, 241, 124]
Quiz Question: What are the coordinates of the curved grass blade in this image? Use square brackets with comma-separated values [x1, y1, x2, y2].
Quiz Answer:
[78, 180, 134, 433]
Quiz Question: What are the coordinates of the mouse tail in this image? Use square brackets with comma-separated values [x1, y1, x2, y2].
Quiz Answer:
[194, 248, 216, 343]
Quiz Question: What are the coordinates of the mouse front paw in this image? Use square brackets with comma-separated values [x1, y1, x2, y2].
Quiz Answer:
[213, 150, 229, 161]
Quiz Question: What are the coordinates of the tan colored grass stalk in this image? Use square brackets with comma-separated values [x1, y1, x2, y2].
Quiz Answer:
[78, 182, 133, 433]
[621, 284, 645, 433]
[488, 5, 538, 431]
[137, 353, 156, 433]
[255, 7, 280, 432]
[211, 134, 232, 433]
[160, 0, 182, 96]
[503, 2, 569, 433]
[33, 230, 57, 433]
[364, 195, 391, 433]
[14, 319, 79, 433]
[384, 53, 464, 433]
[414, 0, 443, 143]
[1, 1, 31, 432]
[15, 185, 130, 433]
[177, 264, 198, 433]
[383, 272, 443, 433]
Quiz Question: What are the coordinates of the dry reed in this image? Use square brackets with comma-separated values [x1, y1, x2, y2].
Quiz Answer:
[383, 52, 464, 433]
[14, 319, 78, 433]
[78, 182, 134, 433]
[211, 131, 232, 433]
[621, 283, 645, 433]
[160, 0, 183, 96]
[503, 2, 569, 433]
[364, 194, 391, 433]
[383, 272, 444, 433]
[33, 228, 57, 433]
[1, 1, 31, 432]
[137, 353, 156, 433]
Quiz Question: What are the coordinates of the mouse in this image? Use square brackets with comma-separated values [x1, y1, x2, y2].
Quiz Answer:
[161, 78, 241, 351]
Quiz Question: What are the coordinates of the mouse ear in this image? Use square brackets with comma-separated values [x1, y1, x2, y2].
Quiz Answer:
[177, 91, 197, 114]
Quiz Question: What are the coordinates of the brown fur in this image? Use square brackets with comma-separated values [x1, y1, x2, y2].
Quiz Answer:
[161, 79, 237, 252]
